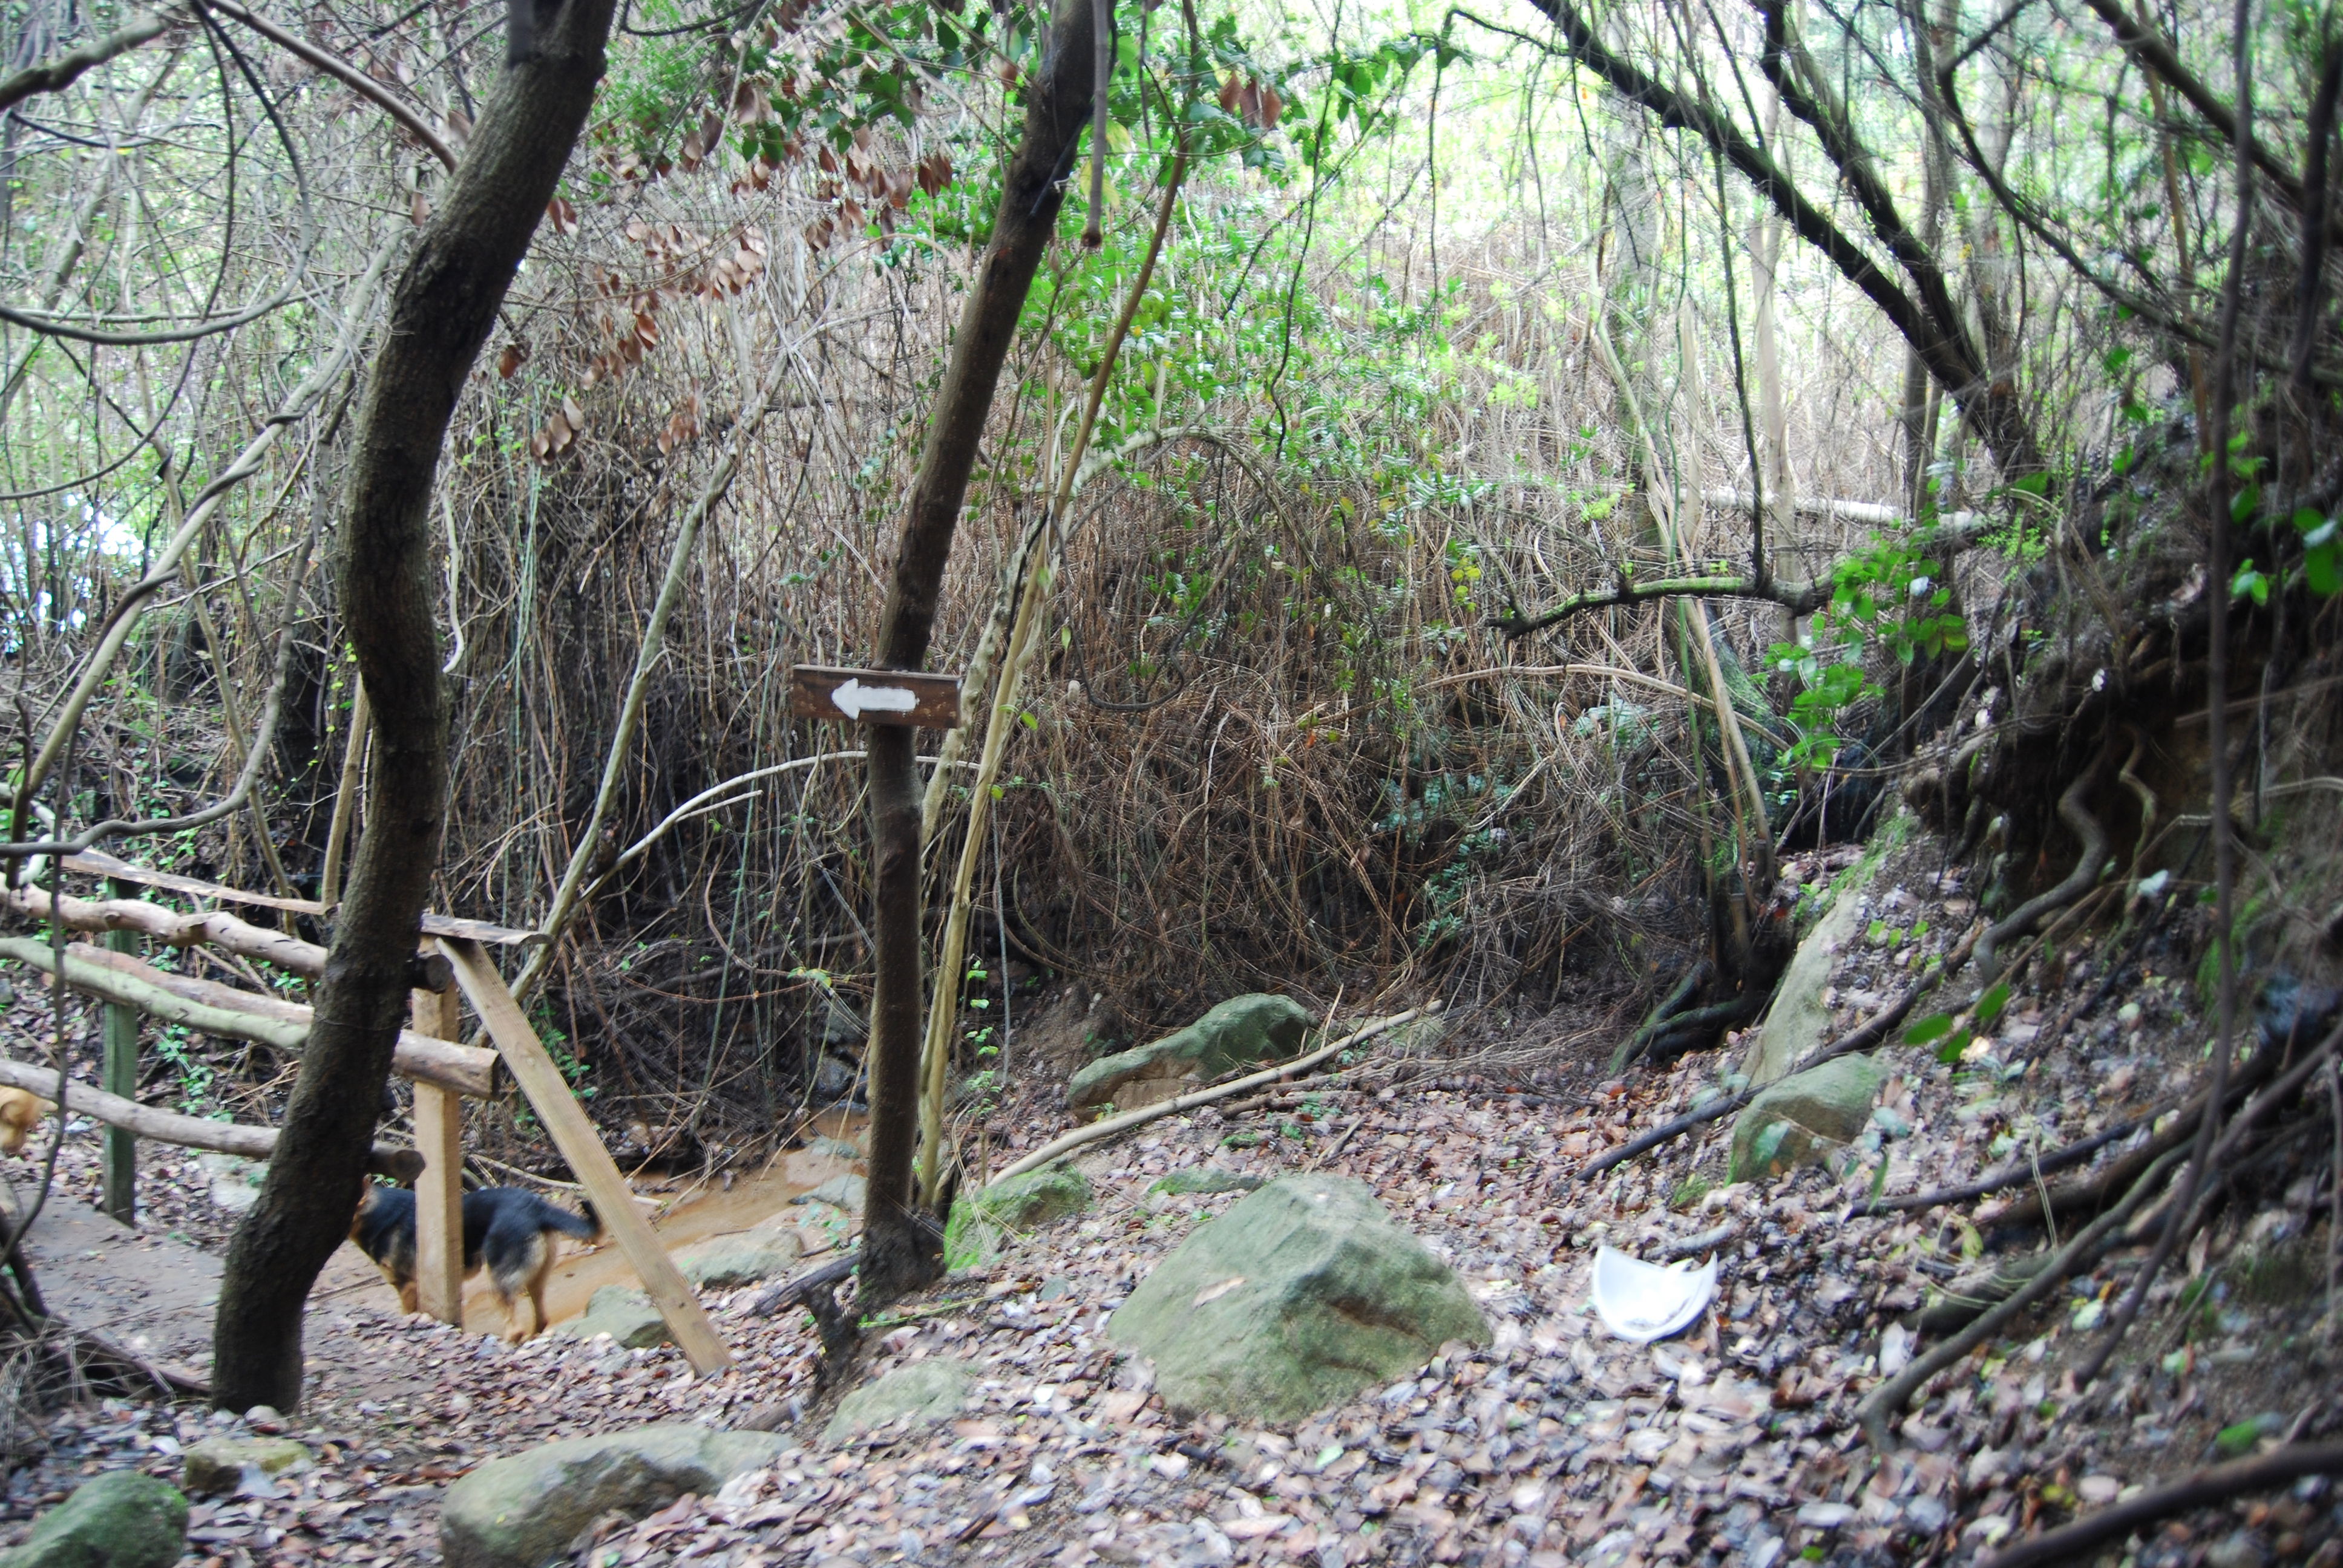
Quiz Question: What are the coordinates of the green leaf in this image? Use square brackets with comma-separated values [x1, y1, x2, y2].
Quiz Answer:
[1974, 982, 2013, 1028]
[1936, 1027, 1974, 1065]
[1751, 1120, 1792, 1171]
[1906, 1012, 1955, 1045]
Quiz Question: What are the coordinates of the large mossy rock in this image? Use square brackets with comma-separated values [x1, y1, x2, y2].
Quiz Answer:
[1743, 887, 1869, 1085]
[439, 1425, 788, 1568]
[945, 1162, 1092, 1270]
[1067, 995, 1316, 1112]
[1109, 1174, 1489, 1424]
[1728, 1055, 1886, 1182]
[0, 1471, 188, 1568]
[825, 1359, 974, 1443]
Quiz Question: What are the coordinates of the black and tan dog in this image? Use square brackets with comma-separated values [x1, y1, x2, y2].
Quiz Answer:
[350, 1184, 600, 1341]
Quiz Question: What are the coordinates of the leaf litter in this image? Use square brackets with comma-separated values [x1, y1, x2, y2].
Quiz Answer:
[2, 846, 2341, 1567]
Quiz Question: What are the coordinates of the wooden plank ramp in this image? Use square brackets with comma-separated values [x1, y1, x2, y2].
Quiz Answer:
[436, 936, 731, 1374]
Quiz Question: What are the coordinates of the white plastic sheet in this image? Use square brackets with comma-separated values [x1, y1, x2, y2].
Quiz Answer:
[1588, 1244, 1720, 1344]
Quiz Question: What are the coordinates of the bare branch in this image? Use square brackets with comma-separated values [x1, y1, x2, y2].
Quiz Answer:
[0, 10, 175, 113]
[198, 0, 458, 171]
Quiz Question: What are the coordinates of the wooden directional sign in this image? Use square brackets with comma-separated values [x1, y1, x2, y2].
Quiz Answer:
[788, 664, 962, 728]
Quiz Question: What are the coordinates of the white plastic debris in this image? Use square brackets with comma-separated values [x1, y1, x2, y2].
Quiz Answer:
[1588, 1245, 1720, 1344]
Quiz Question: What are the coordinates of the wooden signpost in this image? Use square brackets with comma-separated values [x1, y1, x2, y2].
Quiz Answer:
[787, 665, 962, 728]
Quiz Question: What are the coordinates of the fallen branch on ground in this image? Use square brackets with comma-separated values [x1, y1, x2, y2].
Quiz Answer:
[0, 1057, 422, 1179]
[986, 1005, 1436, 1186]
[747, 1253, 860, 1378]
[1853, 1104, 2165, 1217]
[1856, 1145, 2186, 1449]
[1974, 1439, 2343, 1568]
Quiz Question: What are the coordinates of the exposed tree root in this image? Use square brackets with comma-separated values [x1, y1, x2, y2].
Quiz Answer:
[1857, 1146, 2186, 1449]
[1973, 1440, 2343, 1568]
[1579, 927, 1976, 1180]
[1976, 734, 2115, 983]
[1853, 1104, 2166, 1217]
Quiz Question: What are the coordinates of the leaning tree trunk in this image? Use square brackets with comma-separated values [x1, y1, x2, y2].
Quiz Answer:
[209, 0, 620, 1413]
[860, 0, 1096, 1307]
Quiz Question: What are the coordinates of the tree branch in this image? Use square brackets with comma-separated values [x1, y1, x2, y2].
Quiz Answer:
[0, 11, 174, 114]
[197, 0, 457, 171]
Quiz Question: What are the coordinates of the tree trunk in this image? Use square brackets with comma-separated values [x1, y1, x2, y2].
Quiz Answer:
[859, 0, 1096, 1308]
[208, 0, 619, 1414]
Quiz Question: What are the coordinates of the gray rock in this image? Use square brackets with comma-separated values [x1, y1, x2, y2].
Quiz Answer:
[677, 1229, 801, 1290]
[1109, 1174, 1489, 1424]
[825, 1359, 974, 1444]
[566, 1285, 672, 1349]
[1743, 883, 1871, 1085]
[802, 1136, 861, 1163]
[181, 1436, 311, 1498]
[1728, 1055, 1886, 1182]
[1067, 995, 1316, 1112]
[793, 1175, 867, 1214]
[439, 1425, 788, 1568]
[0, 1471, 188, 1568]
[1149, 1168, 1264, 1197]
[945, 1162, 1091, 1269]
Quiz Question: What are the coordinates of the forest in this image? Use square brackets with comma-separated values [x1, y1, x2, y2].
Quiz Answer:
[0, 0, 2336, 1555]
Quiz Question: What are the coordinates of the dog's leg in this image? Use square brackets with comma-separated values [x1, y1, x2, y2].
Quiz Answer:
[398, 1280, 421, 1316]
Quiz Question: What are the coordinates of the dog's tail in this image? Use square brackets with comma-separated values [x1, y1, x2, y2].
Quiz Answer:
[549, 1198, 601, 1241]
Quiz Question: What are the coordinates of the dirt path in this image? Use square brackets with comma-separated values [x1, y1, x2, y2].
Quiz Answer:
[13, 1111, 864, 1410]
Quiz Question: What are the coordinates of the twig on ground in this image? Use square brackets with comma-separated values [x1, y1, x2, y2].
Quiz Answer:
[1852, 1105, 2165, 1217]
[1857, 1145, 2186, 1449]
[1973, 1440, 2343, 1568]
[985, 1005, 1435, 1186]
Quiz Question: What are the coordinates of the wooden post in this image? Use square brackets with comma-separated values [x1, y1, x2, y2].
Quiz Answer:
[437, 936, 730, 1373]
[408, 980, 465, 1327]
[100, 880, 138, 1224]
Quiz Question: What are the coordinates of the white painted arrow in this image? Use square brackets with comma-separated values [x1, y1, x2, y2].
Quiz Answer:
[830, 677, 919, 720]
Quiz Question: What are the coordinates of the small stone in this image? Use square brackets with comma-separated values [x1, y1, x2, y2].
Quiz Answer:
[793, 1175, 867, 1214]
[1727, 1056, 1886, 1183]
[2076, 1475, 2122, 1505]
[2205, 1530, 2270, 1568]
[733, 1405, 791, 1433]
[825, 1359, 974, 1443]
[564, 1285, 673, 1349]
[946, 1163, 1093, 1269]
[182, 1436, 311, 1498]
[1903, 1494, 1949, 1534]
[1067, 995, 1317, 1112]
[0, 1470, 188, 1567]
[676, 1230, 801, 1289]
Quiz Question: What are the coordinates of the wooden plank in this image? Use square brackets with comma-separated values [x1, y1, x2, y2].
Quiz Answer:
[65, 848, 322, 913]
[437, 937, 731, 1374]
[57, 849, 547, 946]
[418, 912, 548, 948]
[101, 880, 139, 1224]
[788, 664, 962, 728]
[409, 984, 465, 1328]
